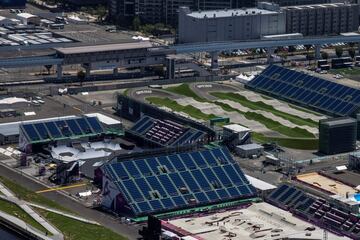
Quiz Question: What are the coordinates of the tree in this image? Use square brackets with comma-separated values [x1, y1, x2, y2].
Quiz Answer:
[335, 46, 343, 58]
[304, 44, 312, 53]
[132, 16, 141, 31]
[77, 70, 86, 86]
[348, 48, 356, 59]
[321, 52, 329, 60]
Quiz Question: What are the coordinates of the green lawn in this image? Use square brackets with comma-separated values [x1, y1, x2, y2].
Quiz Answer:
[0, 176, 71, 213]
[329, 67, 360, 76]
[252, 132, 318, 150]
[0, 199, 48, 234]
[211, 92, 318, 128]
[36, 209, 127, 240]
[147, 97, 217, 120]
[215, 102, 316, 139]
[165, 84, 207, 102]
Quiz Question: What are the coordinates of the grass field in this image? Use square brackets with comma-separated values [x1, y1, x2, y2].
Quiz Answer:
[147, 97, 217, 120]
[0, 199, 48, 234]
[329, 67, 360, 76]
[36, 209, 127, 240]
[165, 84, 207, 102]
[252, 132, 318, 150]
[215, 102, 316, 138]
[0, 176, 127, 240]
[211, 92, 318, 128]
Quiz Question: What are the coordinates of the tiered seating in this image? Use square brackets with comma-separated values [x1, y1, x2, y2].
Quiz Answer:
[20, 116, 104, 143]
[267, 184, 360, 238]
[246, 65, 360, 116]
[130, 116, 205, 146]
[103, 147, 257, 217]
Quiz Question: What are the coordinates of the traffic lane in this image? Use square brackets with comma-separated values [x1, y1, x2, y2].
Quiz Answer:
[0, 165, 141, 240]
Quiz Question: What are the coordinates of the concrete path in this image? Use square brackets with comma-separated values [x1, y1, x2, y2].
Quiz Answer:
[0, 182, 64, 240]
[0, 210, 53, 240]
[27, 202, 100, 225]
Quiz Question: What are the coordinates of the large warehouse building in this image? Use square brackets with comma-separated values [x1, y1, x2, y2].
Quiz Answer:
[178, 2, 285, 43]
[100, 147, 256, 217]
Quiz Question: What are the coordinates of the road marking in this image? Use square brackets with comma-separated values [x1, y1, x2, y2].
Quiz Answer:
[36, 183, 86, 193]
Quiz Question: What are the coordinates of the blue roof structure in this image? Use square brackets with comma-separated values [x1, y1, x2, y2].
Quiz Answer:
[103, 147, 256, 216]
[130, 115, 205, 146]
[246, 65, 360, 116]
[20, 116, 104, 144]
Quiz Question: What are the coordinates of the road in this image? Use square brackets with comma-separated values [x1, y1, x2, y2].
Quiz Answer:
[0, 164, 141, 240]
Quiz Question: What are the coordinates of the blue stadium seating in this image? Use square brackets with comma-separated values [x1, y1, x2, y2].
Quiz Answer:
[130, 115, 205, 146]
[103, 147, 256, 216]
[246, 65, 360, 116]
[20, 116, 104, 143]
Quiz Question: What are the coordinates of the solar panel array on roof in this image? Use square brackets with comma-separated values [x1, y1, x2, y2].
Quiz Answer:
[103, 147, 256, 216]
[20, 116, 104, 143]
[130, 115, 205, 146]
[246, 65, 360, 116]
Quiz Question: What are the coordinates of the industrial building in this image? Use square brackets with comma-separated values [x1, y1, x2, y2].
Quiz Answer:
[108, 0, 256, 26]
[178, 3, 285, 43]
[16, 13, 40, 26]
[235, 143, 263, 158]
[319, 117, 357, 155]
[283, 3, 359, 36]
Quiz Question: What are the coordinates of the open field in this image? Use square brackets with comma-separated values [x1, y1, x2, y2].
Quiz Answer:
[165, 84, 206, 102]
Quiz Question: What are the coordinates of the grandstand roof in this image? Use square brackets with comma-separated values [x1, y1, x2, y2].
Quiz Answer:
[130, 115, 205, 146]
[246, 65, 360, 116]
[103, 147, 256, 217]
[20, 116, 105, 144]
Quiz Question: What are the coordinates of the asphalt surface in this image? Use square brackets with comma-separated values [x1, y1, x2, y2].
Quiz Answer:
[0, 164, 141, 240]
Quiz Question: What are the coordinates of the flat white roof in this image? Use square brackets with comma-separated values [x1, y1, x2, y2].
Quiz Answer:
[245, 174, 277, 190]
[236, 143, 263, 151]
[84, 113, 121, 125]
[188, 8, 278, 19]
[17, 13, 38, 19]
[223, 124, 250, 133]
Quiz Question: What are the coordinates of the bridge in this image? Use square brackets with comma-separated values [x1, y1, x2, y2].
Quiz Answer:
[1, 34, 360, 80]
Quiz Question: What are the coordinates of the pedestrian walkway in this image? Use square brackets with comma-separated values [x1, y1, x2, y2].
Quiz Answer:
[0, 182, 64, 240]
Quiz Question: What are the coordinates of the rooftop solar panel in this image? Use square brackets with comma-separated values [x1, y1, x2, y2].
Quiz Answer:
[104, 147, 256, 216]
[246, 65, 360, 116]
